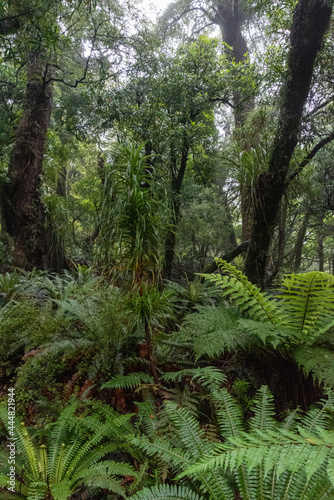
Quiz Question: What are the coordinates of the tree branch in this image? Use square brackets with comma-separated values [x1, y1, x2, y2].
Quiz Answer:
[287, 131, 334, 185]
[204, 240, 251, 274]
[303, 95, 334, 120]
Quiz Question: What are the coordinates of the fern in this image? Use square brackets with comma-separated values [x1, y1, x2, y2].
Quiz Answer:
[161, 366, 226, 390]
[101, 372, 155, 391]
[177, 388, 334, 499]
[184, 266, 334, 388]
[199, 259, 279, 324]
[279, 272, 334, 339]
[0, 400, 138, 499]
[130, 484, 204, 500]
[293, 345, 334, 387]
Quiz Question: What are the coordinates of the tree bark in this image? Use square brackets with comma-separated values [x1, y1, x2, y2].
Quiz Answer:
[317, 234, 324, 272]
[163, 139, 189, 279]
[293, 211, 310, 273]
[2, 55, 55, 269]
[214, 0, 255, 242]
[244, 0, 332, 288]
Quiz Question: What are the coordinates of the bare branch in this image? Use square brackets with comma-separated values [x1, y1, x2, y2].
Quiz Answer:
[287, 131, 334, 185]
[303, 95, 334, 120]
[43, 24, 100, 88]
[209, 97, 235, 108]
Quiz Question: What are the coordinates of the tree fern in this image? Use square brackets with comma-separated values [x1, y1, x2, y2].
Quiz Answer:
[199, 259, 279, 324]
[183, 266, 334, 387]
[278, 272, 334, 340]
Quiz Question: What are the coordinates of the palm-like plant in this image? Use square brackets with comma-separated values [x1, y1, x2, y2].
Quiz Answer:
[97, 142, 166, 284]
[0, 401, 138, 500]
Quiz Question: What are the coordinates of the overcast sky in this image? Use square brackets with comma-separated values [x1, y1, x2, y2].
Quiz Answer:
[139, 0, 172, 20]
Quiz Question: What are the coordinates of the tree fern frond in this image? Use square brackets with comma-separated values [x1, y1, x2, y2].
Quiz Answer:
[199, 259, 279, 324]
[129, 483, 204, 500]
[293, 345, 334, 388]
[178, 304, 252, 360]
[279, 272, 334, 339]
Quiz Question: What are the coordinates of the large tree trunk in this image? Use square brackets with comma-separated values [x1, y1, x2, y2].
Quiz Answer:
[2, 55, 55, 269]
[215, 0, 255, 242]
[244, 0, 332, 288]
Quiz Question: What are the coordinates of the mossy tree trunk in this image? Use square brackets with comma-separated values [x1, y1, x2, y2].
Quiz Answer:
[2, 55, 57, 269]
[244, 0, 332, 288]
[215, 0, 255, 241]
[163, 139, 189, 279]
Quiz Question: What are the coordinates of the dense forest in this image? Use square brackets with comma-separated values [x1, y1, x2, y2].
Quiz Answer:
[1, 0, 334, 498]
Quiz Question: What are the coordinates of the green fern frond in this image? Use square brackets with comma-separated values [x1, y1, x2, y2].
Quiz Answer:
[177, 304, 249, 360]
[211, 387, 244, 439]
[279, 272, 334, 339]
[49, 480, 72, 500]
[199, 259, 279, 324]
[300, 392, 334, 432]
[132, 436, 193, 469]
[129, 483, 204, 500]
[101, 372, 155, 391]
[164, 402, 208, 457]
[293, 345, 334, 388]
[249, 386, 277, 432]
[161, 367, 226, 390]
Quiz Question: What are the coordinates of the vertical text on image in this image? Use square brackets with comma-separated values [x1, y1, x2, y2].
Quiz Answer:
[7, 387, 16, 493]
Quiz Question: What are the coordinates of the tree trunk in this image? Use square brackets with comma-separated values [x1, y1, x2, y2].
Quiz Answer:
[216, 0, 253, 127]
[163, 140, 189, 279]
[271, 195, 288, 279]
[317, 234, 324, 272]
[244, 0, 332, 288]
[3, 54, 56, 269]
[215, 0, 255, 243]
[293, 211, 310, 273]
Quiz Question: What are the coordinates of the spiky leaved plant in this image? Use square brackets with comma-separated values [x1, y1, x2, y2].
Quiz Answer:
[96, 142, 167, 284]
[0, 400, 138, 500]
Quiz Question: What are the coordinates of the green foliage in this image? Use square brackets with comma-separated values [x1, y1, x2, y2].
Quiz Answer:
[101, 372, 155, 391]
[130, 484, 203, 500]
[131, 382, 334, 499]
[199, 259, 280, 324]
[179, 389, 334, 500]
[278, 271, 334, 339]
[190, 263, 334, 387]
[0, 400, 138, 499]
[97, 143, 167, 281]
[0, 299, 61, 381]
